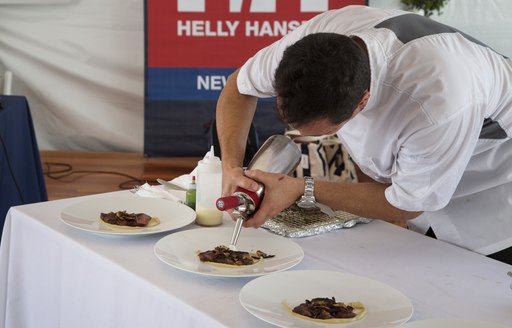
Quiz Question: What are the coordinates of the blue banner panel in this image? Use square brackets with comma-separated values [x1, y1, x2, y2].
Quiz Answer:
[147, 68, 236, 101]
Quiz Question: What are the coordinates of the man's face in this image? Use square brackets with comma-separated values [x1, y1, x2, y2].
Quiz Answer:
[282, 90, 369, 136]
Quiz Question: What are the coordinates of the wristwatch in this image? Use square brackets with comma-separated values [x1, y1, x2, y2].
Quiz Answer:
[296, 176, 318, 209]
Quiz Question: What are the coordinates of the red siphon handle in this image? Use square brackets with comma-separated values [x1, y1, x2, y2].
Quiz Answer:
[216, 195, 241, 211]
[216, 187, 263, 213]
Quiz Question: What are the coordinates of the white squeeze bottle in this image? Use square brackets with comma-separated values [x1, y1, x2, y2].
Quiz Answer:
[195, 146, 223, 226]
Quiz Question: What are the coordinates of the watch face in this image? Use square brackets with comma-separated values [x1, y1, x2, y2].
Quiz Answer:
[297, 200, 317, 209]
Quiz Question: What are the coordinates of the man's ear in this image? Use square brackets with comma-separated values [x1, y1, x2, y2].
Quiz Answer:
[351, 90, 370, 118]
[359, 89, 370, 109]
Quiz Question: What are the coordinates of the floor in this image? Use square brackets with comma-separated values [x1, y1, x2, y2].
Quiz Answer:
[40, 151, 199, 200]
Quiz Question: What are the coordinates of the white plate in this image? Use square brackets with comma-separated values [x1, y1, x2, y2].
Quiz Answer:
[239, 270, 413, 327]
[402, 319, 509, 328]
[154, 227, 304, 277]
[61, 195, 196, 235]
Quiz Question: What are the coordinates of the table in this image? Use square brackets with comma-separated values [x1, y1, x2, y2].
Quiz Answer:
[0, 95, 47, 239]
[1, 191, 511, 328]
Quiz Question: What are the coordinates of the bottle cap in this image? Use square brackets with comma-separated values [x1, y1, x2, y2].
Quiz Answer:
[201, 146, 221, 165]
[198, 146, 222, 173]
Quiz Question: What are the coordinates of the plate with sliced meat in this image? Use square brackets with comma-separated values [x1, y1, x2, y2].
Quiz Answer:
[154, 227, 304, 277]
[60, 195, 196, 235]
[239, 270, 413, 327]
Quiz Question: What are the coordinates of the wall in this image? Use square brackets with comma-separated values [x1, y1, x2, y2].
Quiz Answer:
[0, 0, 510, 153]
[369, 0, 512, 55]
[0, 0, 145, 152]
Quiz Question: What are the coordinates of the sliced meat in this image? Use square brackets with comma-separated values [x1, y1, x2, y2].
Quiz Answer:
[292, 297, 357, 319]
[100, 211, 152, 227]
[198, 245, 274, 266]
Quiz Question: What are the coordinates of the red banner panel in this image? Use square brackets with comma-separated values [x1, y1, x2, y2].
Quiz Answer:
[148, 0, 366, 68]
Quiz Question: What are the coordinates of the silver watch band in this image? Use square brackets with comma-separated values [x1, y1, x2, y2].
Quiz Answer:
[297, 176, 317, 209]
[303, 176, 315, 200]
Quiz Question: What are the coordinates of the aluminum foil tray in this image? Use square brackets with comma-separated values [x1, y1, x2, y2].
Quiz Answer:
[262, 204, 371, 238]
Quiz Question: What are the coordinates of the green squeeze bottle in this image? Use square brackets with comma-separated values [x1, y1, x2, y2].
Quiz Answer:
[185, 176, 196, 210]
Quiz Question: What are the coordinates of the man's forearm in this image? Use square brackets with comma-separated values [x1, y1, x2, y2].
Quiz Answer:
[216, 69, 258, 169]
[315, 180, 422, 221]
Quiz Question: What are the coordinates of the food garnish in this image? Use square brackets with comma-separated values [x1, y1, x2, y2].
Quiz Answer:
[197, 245, 274, 266]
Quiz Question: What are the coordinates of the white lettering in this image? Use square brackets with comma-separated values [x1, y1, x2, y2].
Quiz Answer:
[177, 0, 328, 13]
[250, 0, 275, 12]
[197, 75, 227, 90]
[178, 0, 277, 13]
[259, 21, 273, 37]
[245, 20, 306, 37]
[179, 20, 305, 37]
[215, 21, 227, 37]
[178, 20, 240, 37]
[205, 21, 216, 36]
[177, 20, 190, 36]
[178, 0, 205, 12]
[192, 20, 204, 36]
[300, 0, 328, 12]
[210, 75, 225, 90]
[272, 21, 288, 36]
[197, 76, 208, 90]
[245, 21, 258, 37]
[225, 21, 239, 36]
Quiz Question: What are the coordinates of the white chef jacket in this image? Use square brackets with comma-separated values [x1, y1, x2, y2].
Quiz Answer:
[237, 6, 512, 255]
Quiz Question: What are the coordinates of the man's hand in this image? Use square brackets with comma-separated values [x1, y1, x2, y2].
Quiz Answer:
[242, 169, 304, 228]
[221, 165, 261, 197]
[220, 165, 262, 221]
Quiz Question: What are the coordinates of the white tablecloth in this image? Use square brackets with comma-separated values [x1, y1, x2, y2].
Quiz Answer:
[1, 191, 511, 328]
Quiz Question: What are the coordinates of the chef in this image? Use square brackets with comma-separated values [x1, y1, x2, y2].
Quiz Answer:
[215, 6, 512, 264]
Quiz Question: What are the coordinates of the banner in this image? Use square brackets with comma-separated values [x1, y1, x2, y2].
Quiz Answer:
[144, 0, 366, 156]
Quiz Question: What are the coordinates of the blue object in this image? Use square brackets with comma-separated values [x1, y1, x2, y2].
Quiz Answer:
[0, 95, 48, 240]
